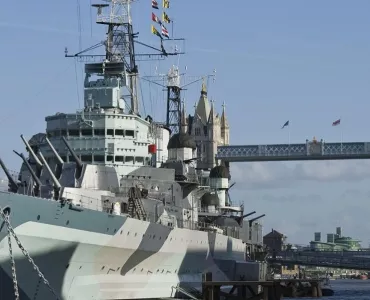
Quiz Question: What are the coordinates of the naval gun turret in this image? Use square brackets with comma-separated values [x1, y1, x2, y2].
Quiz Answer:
[45, 136, 64, 179]
[234, 210, 256, 225]
[61, 136, 83, 179]
[13, 150, 42, 197]
[248, 214, 266, 226]
[37, 152, 62, 200]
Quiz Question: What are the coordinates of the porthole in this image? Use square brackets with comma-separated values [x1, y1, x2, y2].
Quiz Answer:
[66, 220, 69, 225]
[37, 215, 40, 221]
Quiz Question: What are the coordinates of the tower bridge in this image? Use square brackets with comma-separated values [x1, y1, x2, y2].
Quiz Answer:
[216, 138, 370, 162]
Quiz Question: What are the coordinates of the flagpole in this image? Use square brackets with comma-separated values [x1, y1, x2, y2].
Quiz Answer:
[172, 19, 174, 39]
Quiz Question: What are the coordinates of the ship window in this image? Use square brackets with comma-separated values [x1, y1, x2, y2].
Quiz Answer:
[60, 155, 67, 162]
[81, 155, 92, 163]
[115, 129, 124, 136]
[68, 156, 74, 163]
[107, 129, 114, 136]
[126, 156, 134, 164]
[94, 129, 105, 136]
[94, 155, 105, 162]
[107, 155, 114, 162]
[125, 130, 134, 137]
[61, 130, 67, 137]
[81, 129, 92, 136]
[135, 157, 144, 164]
[115, 155, 124, 162]
[69, 129, 79, 136]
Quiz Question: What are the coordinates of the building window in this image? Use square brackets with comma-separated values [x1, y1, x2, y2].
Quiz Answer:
[203, 126, 208, 136]
[195, 127, 201, 136]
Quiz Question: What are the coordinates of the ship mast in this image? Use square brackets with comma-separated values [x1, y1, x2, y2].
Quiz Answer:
[65, 0, 184, 116]
[93, 0, 138, 114]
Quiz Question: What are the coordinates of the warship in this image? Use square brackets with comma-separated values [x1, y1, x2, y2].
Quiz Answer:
[0, 1, 266, 299]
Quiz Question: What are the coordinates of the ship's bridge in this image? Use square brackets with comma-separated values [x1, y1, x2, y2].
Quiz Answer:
[42, 110, 154, 177]
[216, 137, 370, 162]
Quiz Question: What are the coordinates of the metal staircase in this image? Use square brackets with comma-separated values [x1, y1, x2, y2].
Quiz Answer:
[172, 284, 202, 300]
[127, 187, 147, 220]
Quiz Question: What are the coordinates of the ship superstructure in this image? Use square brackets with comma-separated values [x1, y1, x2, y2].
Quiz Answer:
[0, 1, 266, 299]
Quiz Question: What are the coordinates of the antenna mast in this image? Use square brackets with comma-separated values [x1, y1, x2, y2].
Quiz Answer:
[143, 68, 216, 135]
[92, 0, 139, 113]
[66, 0, 185, 116]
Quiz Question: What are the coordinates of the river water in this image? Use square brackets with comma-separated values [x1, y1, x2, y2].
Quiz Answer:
[292, 279, 370, 300]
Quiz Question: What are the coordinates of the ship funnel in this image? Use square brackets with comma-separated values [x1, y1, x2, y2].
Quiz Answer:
[0, 157, 18, 193]
[13, 150, 42, 196]
[38, 151, 61, 199]
[248, 214, 266, 226]
[20, 134, 43, 168]
[61, 136, 83, 178]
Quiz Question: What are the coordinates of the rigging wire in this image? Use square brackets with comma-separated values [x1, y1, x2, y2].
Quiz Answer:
[74, 60, 81, 108]
[76, 0, 82, 51]
[76, 0, 83, 108]
[89, 0, 93, 37]
[139, 78, 146, 117]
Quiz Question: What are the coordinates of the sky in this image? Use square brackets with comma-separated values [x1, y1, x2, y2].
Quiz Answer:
[1, 0, 370, 245]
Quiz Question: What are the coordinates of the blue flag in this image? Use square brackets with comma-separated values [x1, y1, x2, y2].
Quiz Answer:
[281, 120, 289, 129]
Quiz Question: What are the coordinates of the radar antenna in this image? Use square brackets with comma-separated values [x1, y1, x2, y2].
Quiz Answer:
[143, 67, 216, 135]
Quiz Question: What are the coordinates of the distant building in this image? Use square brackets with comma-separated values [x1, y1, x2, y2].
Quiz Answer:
[263, 229, 298, 276]
[185, 81, 230, 173]
[310, 227, 361, 251]
[263, 229, 287, 252]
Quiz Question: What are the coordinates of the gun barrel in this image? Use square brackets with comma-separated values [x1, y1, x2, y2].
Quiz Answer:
[20, 134, 43, 167]
[249, 214, 266, 224]
[242, 211, 256, 218]
[38, 152, 61, 190]
[45, 137, 64, 164]
[61, 137, 83, 168]
[13, 151, 42, 188]
[0, 157, 18, 192]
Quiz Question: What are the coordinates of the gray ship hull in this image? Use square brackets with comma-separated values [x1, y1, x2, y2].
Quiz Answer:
[0, 191, 261, 299]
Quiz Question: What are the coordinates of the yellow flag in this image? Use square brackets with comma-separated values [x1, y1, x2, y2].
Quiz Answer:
[162, 12, 171, 23]
[163, 0, 169, 8]
[151, 25, 161, 38]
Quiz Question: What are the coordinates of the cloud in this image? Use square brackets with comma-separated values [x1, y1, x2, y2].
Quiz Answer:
[231, 160, 370, 189]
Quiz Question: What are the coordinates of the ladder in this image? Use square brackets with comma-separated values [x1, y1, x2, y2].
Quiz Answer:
[127, 187, 147, 220]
